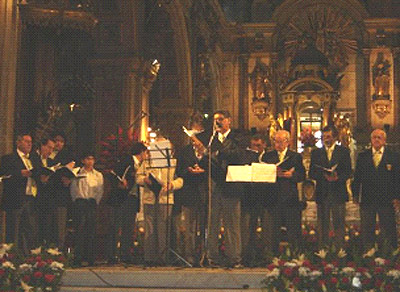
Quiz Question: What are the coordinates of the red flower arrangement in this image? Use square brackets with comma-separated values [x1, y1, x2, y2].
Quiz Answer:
[98, 126, 139, 171]
[0, 244, 67, 292]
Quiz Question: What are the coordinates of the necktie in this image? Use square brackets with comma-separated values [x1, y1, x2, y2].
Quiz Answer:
[23, 154, 33, 170]
[278, 152, 285, 162]
[373, 151, 382, 168]
[327, 148, 332, 161]
[23, 154, 37, 197]
[218, 134, 225, 144]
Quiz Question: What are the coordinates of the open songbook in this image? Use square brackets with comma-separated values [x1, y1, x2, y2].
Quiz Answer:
[34, 162, 84, 178]
[314, 164, 338, 173]
[147, 172, 162, 195]
[110, 165, 131, 183]
[226, 163, 277, 183]
[54, 166, 86, 179]
[0, 175, 12, 182]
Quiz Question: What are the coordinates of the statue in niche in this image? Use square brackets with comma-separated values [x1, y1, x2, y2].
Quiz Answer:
[250, 62, 272, 100]
[250, 60, 273, 120]
[372, 52, 391, 100]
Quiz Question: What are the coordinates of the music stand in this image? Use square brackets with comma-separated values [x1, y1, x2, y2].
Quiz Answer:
[147, 140, 192, 267]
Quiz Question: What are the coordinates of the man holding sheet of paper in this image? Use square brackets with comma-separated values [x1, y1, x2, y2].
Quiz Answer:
[261, 130, 306, 255]
[309, 125, 352, 247]
[107, 142, 148, 264]
[194, 110, 243, 268]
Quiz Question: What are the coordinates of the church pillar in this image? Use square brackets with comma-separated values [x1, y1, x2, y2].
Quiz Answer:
[239, 53, 249, 129]
[0, 0, 20, 155]
[90, 57, 143, 150]
[392, 47, 400, 131]
[355, 49, 370, 130]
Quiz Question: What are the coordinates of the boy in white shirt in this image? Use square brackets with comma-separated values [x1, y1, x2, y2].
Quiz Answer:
[71, 153, 104, 266]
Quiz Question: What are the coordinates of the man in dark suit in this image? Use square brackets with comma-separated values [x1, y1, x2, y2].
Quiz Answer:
[49, 132, 74, 165]
[107, 142, 149, 264]
[0, 133, 39, 254]
[32, 137, 57, 246]
[240, 134, 267, 266]
[352, 128, 400, 249]
[174, 116, 207, 266]
[195, 110, 243, 267]
[261, 130, 306, 254]
[309, 126, 352, 246]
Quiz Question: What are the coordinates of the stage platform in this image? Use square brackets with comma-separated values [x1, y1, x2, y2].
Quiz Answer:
[60, 265, 267, 292]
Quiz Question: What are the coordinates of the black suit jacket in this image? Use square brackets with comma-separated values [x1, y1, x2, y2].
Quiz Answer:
[198, 129, 243, 197]
[30, 152, 57, 210]
[175, 144, 207, 207]
[107, 155, 140, 212]
[0, 151, 40, 210]
[309, 145, 352, 204]
[352, 148, 400, 206]
[261, 149, 306, 207]
[52, 147, 74, 165]
[240, 149, 272, 208]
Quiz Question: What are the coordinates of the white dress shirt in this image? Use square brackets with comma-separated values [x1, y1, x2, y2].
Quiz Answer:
[17, 148, 37, 196]
[70, 167, 104, 204]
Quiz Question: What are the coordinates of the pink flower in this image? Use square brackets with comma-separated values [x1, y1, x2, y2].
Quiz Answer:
[324, 266, 332, 274]
[283, 268, 293, 277]
[385, 283, 394, 291]
[44, 274, 56, 283]
[330, 277, 338, 284]
[375, 279, 383, 288]
[22, 275, 31, 282]
[0, 269, 5, 277]
[361, 278, 371, 285]
[37, 261, 46, 268]
[347, 261, 356, 268]
[375, 267, 384, 274]
[34, 271, 43, 278]
[342, 277, 349, 284]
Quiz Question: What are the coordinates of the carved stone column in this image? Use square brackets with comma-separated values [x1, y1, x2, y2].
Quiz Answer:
[0, 0, 20, 155]
[392, 47, 400, 130]
[239, 53, 249, 129]
[89, 57, 143, 149]
[358, 49, 371, 130]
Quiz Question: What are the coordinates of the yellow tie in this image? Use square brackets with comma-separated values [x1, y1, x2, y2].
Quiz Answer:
[373, 151, 382, 168]
[23, 154, 37, 197]
[279, 152, 285, 162]
[218, 134, 225, 143]
[327, 148, 332, 161]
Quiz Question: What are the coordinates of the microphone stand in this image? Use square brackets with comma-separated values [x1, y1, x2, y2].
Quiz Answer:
[152, 144, 191, 267]
[200, 128, 218, 266]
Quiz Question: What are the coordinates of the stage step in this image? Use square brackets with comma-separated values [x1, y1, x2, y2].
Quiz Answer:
[60, 266, 267, 291]
[61, 288, 262, 292]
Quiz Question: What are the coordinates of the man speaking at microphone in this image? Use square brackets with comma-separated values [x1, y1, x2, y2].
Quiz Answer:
[194, 110, 243, 268]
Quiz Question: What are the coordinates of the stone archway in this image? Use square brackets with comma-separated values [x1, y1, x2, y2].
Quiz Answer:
[142, 1, 193, 149]
[281, 77, 338, 149]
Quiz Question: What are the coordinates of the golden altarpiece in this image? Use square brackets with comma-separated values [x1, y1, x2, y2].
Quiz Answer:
[0, 0, 400, 243]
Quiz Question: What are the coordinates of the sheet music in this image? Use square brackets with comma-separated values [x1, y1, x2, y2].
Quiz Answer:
[226, 165, 252, 182]
[314, 164, 338, 172]
[148, 139, 175, 168]
[226, 163, 277, 183]
[251, 163, 277, 183]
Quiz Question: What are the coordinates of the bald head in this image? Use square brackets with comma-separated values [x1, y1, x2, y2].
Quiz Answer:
[370, 129, 386, 151]
[274, 130, 290, 152]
